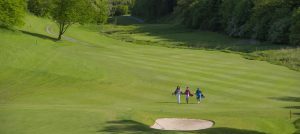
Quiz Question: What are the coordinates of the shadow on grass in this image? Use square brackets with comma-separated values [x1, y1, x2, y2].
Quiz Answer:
[271, 96, 300, 134]
[0, 25, 15, 31]
[284, 106, 300, 109]
[20, 30, 57, 41]
[156, 101, 177, 104]
[294, 119, 300, 134]
[270, 96, 300, 102]
[156, 102, 199, 104]
[99, 120, 266, 134]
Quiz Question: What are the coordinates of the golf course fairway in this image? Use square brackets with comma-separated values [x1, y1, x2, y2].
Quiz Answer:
[0, 15, 299, 134]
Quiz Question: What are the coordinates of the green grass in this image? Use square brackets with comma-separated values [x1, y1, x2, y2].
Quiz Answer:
[100, 24, 300, 71]
[0, 15, 300, 134]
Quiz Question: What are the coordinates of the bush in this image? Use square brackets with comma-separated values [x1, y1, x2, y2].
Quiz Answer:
[0, 0, 26, 28]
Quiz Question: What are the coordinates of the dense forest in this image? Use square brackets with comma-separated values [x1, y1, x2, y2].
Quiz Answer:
[132, 0, 300, 46]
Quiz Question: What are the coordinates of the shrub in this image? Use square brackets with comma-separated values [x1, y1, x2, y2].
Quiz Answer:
[0, 0, 26, 28]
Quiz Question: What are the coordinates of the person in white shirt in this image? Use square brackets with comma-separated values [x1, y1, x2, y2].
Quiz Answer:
[172, 86, 182, 104]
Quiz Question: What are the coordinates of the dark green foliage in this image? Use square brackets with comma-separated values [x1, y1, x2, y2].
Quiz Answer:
[248, 0, 292, 43]
[220, 0, 238, 30]
[268, 17, 291, 44]
[290, 8, 300, 45]
[131, 0, 177, 20]
[131, 0, 299, 45]
[27, 0, 52, 17]
[180, 0, 222, 31]
[0, 0, 26, 28]
[221, 0, 254, 37]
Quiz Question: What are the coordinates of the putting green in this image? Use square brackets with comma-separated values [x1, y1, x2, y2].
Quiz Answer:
[0, 15, 299, 134]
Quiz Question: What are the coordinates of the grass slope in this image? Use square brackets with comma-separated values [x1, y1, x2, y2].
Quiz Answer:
[0, 15, 299, 134]
[100, 23, 300, 71]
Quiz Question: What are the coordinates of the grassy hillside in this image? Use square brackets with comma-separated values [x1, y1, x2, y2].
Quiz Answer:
[0, 15, 299, 134]
[100, 23, 300, 71]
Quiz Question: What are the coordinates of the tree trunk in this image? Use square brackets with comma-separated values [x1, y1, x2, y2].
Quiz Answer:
[58, 32, 62, 40]
[57, 23, 70, 40]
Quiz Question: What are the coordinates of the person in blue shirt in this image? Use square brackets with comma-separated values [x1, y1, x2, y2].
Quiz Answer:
[195, 88, 202, 104]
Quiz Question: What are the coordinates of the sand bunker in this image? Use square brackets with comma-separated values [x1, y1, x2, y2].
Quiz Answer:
[151, 118, 214, 131]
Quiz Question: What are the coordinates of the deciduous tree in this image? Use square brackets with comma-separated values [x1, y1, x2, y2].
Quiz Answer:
[51, 0, 94, 40]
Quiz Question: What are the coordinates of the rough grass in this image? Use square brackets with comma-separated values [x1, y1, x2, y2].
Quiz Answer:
[108, 16, 144, 26]
[0, 15, 299, 134]
[247, 48, 300, 71]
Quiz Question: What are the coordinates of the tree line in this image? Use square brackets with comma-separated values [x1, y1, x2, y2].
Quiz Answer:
[132, 0, 300, 45]
[131, 0, 177, 20]
[0, 0, 133, 40]
[1, 0, 299, 45]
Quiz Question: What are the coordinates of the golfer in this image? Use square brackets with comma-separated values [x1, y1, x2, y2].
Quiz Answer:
[173, 86, 182, 104]
[184, 86, 192, 104]
[195, 88, 202, 104]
